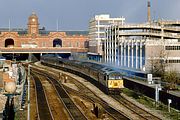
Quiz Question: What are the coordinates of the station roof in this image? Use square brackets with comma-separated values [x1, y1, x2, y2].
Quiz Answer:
[0, 28, 88, 36]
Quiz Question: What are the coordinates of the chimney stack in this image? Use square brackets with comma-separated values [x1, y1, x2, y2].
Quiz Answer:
[147, 0, 151, 22]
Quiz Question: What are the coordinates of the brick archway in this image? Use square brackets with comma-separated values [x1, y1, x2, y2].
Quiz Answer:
[5, 38, 14, 47]
[53, 38, 62, 47]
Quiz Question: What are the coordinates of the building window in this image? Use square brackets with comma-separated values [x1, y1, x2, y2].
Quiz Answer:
[21, 42, 25, 45]
[5, 38, 14, 47]
[69, 42, 71, 47]
[167, 59, 180, 63]
[42, 42, 46, 47]
[166, 46, 180, 50]
[53, 39, 62, 47]
[76, 42, 79, 47]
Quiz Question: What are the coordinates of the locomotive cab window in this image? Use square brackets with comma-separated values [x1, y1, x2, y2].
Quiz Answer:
[108, 72, 122, 80]
[107, 72, 124, 89]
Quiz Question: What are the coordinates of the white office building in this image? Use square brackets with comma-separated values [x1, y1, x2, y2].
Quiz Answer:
[88, 14, 125, 60]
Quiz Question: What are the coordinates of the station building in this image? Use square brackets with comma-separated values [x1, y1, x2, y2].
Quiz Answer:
[0, 12, 88, 51]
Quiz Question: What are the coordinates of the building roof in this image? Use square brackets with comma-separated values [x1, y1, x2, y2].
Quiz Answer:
[0, 28, 88, 36]
[62, 31, 88, 35]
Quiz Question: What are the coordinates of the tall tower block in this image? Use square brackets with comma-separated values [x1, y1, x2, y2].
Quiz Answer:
[147, 0, 151, 22]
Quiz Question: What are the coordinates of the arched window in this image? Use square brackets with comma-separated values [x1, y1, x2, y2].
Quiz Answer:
[53, 39, 62, 47]
[69, 42, 71, 47]
[5, 39, 14, 47]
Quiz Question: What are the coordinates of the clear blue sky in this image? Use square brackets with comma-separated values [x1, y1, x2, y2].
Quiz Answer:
[0, 0, 180, 30]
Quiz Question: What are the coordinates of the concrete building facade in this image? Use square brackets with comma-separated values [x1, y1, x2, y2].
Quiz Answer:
[104, 20, 180, 73]
[88, 14, 125, 57]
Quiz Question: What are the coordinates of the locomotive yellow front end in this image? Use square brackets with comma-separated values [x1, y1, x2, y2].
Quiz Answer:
[107, 72, 124, 94]
[108, 79, 124, 89]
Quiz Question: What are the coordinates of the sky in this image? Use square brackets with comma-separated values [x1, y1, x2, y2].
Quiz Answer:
[0, 0, 180, 31]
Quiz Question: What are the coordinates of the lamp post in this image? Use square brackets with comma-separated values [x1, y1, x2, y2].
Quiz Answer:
[168, 99, 172, 112]
[27, 64, 31, 120]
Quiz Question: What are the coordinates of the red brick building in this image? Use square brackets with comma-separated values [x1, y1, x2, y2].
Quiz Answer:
[0, 12, 88, 49]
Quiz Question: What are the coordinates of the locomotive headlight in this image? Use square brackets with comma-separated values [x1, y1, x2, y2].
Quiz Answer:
[108, 80, 114, 88]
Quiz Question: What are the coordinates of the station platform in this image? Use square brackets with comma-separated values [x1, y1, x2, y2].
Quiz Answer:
[124, 76, 180, 98]
[169, 90, 180, 98]
[123, 76, 180, 110]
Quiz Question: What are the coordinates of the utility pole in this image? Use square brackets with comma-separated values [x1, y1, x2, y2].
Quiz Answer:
[56, 19, 59, 32]
[8, 19, 11, 32]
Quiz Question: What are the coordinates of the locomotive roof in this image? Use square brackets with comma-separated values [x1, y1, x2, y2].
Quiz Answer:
[81, 61, 119, 75]
[81, 62, 105, 70]
[102, 68, 120, 75]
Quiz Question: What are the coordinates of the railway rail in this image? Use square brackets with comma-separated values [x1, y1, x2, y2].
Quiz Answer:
[31, 65, 130, 120]
[111, 95, 162, 120]
[41, 63, 161, 120]
[62, 75, 130, 120]
[69, 81, 161, 120]
[31, 63, 162, 120]
[32, 73, 54, 120]
[65, 86, 130, 120]
[32, 68, 87, 120]
[46, 76, 87, 120]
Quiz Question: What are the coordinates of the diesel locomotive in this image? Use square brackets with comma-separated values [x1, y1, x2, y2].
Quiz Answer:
[40, 54, 124, 94]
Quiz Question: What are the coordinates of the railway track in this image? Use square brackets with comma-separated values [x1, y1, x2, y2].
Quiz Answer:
[31, 67, 87, 120]
[31, 63, 162, 120]
[46, 76, 88, 120]
[67, 80, 161, 120]
[53, 70, 161, 120]
[111, 95, 162, 120]
[32, 73, 54, 120]
[31, 66, 130, 120]
[63, 76, 130, 120]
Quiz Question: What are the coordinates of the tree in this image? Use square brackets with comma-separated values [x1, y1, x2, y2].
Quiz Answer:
[164, 70, 178, 90]
[150, 49, 168, 78]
